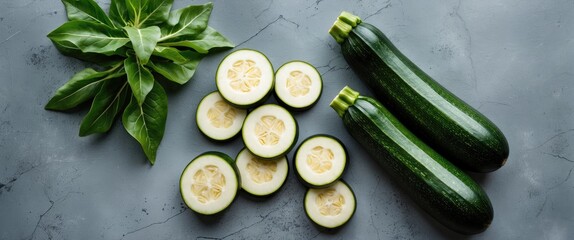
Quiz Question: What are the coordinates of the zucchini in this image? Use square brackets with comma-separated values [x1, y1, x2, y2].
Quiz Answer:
[180, 152, 241, 215]
[329, 12, 509, 172]
[216, 49, 274, 108]
[274, 61, 322, 110]
[294, 135, 348, 188]
[235, 148, 289, 197]
[242, 104, 298, 159]
[196, 91, 247, 141]
[304, 180, 356, 230]
[330, 86, 493, 235]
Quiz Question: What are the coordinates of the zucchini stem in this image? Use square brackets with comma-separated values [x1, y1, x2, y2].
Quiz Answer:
[329, 11, 361, 43]
[330, 86, 359, 117]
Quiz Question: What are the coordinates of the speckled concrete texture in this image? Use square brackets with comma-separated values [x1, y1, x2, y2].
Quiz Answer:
[1, 0, 573, 239]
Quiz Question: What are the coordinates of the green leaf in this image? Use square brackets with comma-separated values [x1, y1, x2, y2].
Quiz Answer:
[52, 40, 124, 65]
[158, 3, 212, 42]
[79, 80, 130, 136]
[45, 64, 125, 111]
[158, 27, 234, 53]
[47, 20, 130, 55]
[124, 55, 155, 106]
[62, 0, 114, 27]
[122, 83, 168, 164]
[124, 26, 161, 64]
[126, 0, 173, 28]
[151, 46, 188, 64]
[109, 0, 129, 28]
[148, 52, 203, 84]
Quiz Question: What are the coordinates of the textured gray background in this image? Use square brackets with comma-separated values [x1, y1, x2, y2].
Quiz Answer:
[1, 0, 573, 239]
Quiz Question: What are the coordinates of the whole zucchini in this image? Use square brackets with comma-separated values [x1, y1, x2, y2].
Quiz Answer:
[330, 86, 493, 234]
[329, 12, 509, 172]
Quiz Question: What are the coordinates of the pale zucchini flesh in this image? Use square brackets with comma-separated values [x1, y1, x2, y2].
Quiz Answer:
[196, 91, 247, 141]
[235, 148, 288, 197]
[216, 49, 274, 108]
[242, 104, 298, 159]
[180, 152, 240, 215]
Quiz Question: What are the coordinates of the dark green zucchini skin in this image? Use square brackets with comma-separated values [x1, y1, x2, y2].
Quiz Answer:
[340, 22, 509, 172]
[337, 93, 493, 234]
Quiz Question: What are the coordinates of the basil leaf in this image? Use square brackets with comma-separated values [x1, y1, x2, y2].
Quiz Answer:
[158, 27, 234, 53]
[79, 80, 130, 136]
[148, 52, 203, 84]
[126, 0, 173, 28]
[122, 83, 168, 164]
[47, 20, 130, 55]
[124, 26, 161, 64]
[158, 3, 212, 42]
[124, 55, 155, 106]
[152, 46, 188, 64]
[52, 40, 124, 65]
[45, 64, 125, 111]
[62, 0, 114, 27]
[109, 0, 128, 28]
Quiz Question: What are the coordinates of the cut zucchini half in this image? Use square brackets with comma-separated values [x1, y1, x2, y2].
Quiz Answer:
[242, 104, 298, 159]
[295, 135, 347, 188]
[274, 61, 322, 110]
[305, 180, 356, 229]
[235, 148, 289, 197]
[180, 152, 240, 215]
[196, 91, 247, 141]
[216, 49, 274, 108]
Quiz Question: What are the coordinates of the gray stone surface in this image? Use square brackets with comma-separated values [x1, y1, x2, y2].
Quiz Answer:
[1, 0, 573, 239]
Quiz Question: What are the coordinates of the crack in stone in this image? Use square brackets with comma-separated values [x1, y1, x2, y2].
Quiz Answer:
[255, 0, 274, 19]
[369, 176, 382, 240]
[122, 209, 187, 239]
[535, 196, 548, 218]
[236, 15, 299, 47]
[197, 201, 289, 239]
[309, 231, 321, 239]
[1, 8, 58, 47]
[196, 237, 220, 240]
[451, 0, 478, 91]
[530, 129, 574, 150]
[30, 200, 55, 240]
[364, 0, 392, 21]
[0, 162, 41, 194]
[0, 30, 22, 46]
[28, 191, 81, 239]
[316, 56, 350, 76]
[543, 152, 574, 163]
[549, 166, 574, 191]
[477, 101, 511, 110]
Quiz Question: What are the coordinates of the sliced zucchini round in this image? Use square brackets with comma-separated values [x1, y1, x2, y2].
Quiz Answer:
[305, 180, 356, 229]
[274, 61, 322, 110]
[242, 104, 298, 159]
[294, 135, 347, 188]
[216, 49, 274, 108]
[235, 148, 289, 197]
[196, 91, 247, 141]
[180, 152, 240, 215]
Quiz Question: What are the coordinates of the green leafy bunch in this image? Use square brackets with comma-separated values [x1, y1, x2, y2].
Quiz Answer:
[45, 0, 234, 164]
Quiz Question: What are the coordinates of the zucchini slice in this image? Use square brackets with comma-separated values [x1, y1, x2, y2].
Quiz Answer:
[216, 49, 274, 108]
[235, 148, 289, 197]
[304, 180, 356, 229]
[242, 104, 298, 159]
[180, 152, 240, 215]
[196, 91, 247, 141]
[294, 135, 347, 188]
[274, 61, 322, 110]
